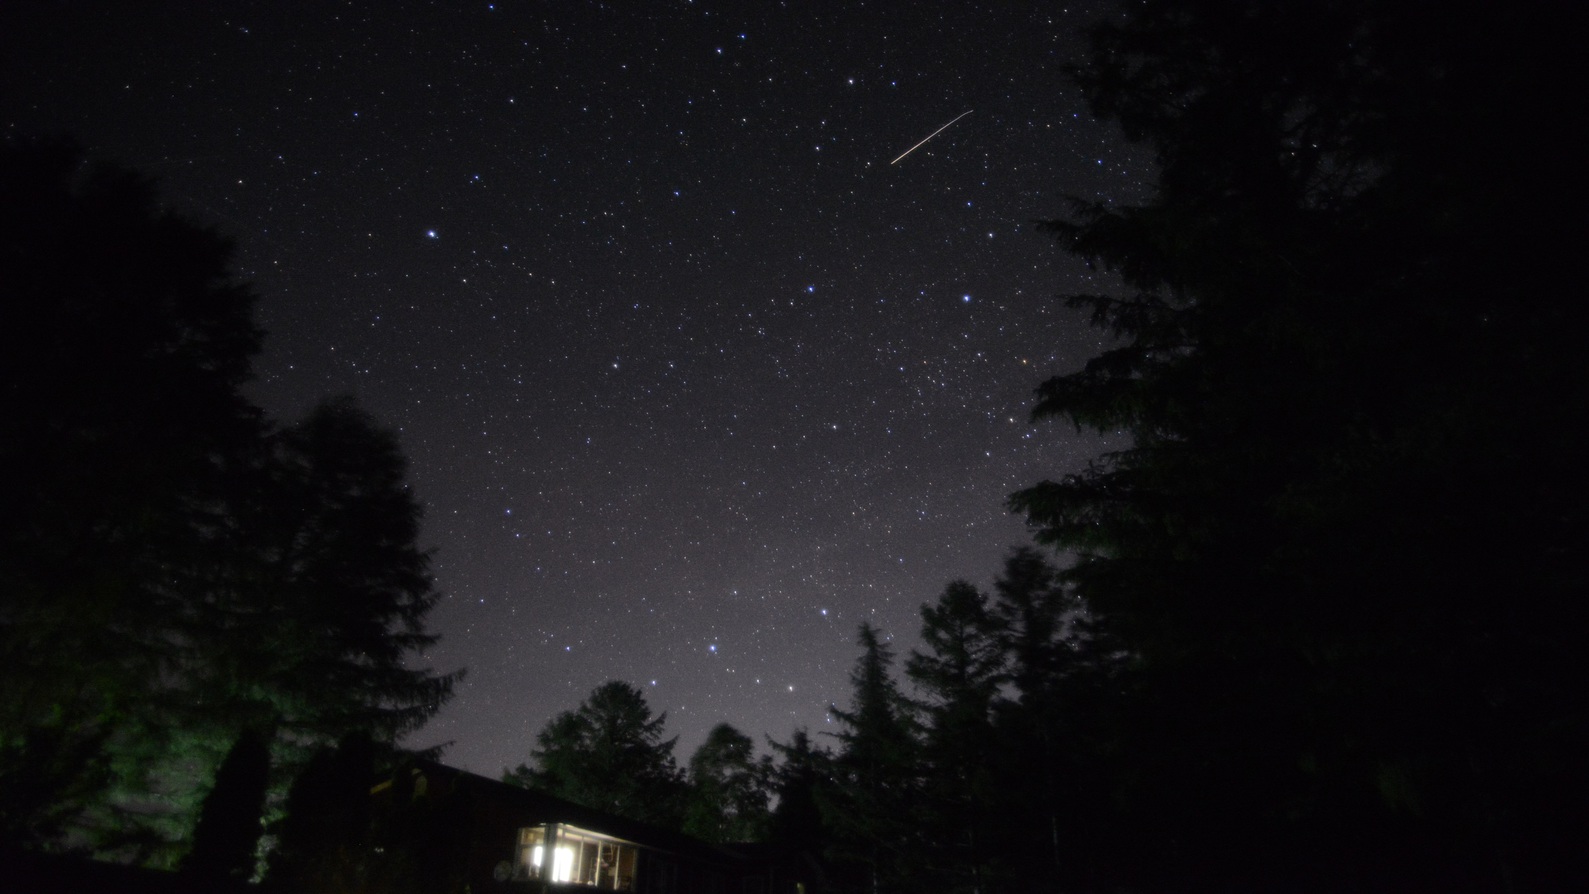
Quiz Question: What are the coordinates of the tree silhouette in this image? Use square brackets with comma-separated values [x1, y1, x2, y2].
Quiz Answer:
[211, 398, 460, 749]
[683, 723, 772, 843]
[766, 729, 833, 860]
[181, 727, 271, 885]
[0, 138, 458, 863]
[1010, 1, 1587, 888]
[506, 680, 687, 828]
[0, 136, 263, 850]
[985, 547, 1124, 893]
[824, 623, 921, 894]
[268, 736, 472, 894]
[905, 581, 1003, 894]
[266, 734, 375, 894]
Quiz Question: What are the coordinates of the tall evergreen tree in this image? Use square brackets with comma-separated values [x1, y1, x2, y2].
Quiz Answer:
[984, 547, 1123, 893]
[265, 734, 376, 894]
[506, 681, 687, 828]
[91, 398, 460, 865]
[0, 136, 263, 849]
[766, 729, 832, 860]
[682, 723, 772, 844]
[0, 139, 458, 862]
[1010, 1, 1587, 888]
[181, 727, 272, 886]
[986, 547, 1069, 705]
[824, 623, 921, 894]
[212, 398, 460, 747]
[267, 737, 470, 894]
[904, 582, 1003, 894]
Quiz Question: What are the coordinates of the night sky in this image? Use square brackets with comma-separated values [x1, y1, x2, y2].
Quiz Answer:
[3, 1, 1146, 775]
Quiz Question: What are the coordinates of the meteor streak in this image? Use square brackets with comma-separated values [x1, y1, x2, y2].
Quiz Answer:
[890, 110, 973, 165]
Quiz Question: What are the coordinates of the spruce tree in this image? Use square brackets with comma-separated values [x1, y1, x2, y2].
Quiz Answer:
[984, 547, 1122, 893]
[905, 582, 1003, 894]
[265, 734, 375, 894]
[181, 728, 272, 885]
[212, 398, 459, 749]
[1011, 1, 1586, 887]
[0, 139, 458, 861]
[766, 729, 832, 859]
[683, 723, 772, 843]
[506, 681, 687, 828]
[0, 137, 262, 850]
[825, 623, 921, 894]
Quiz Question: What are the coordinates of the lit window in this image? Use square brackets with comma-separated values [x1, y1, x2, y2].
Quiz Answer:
[516, 824, 639, 890]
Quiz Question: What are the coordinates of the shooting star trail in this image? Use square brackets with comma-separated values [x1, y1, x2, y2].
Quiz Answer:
[890, 110, 974, 165]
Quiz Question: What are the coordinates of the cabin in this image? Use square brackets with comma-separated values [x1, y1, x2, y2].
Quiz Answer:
[375, 762, 813, 894]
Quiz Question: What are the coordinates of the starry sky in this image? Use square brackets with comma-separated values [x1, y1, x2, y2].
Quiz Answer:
[3, 1, 1147, 775]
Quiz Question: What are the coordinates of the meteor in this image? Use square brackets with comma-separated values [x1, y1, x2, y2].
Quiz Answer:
[890, 110, 973, 165]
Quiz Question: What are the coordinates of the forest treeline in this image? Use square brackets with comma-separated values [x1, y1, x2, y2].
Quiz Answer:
[506, 546, 1122, 894]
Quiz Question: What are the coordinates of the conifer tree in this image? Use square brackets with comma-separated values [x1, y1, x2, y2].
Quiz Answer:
[0, 137, 262, 849]
[766, 729, 832, 859]
[825, 624, 921, 894]
[683, 723, 772, 843]
[984, 547, 1122, 892]
[0, 139, 458, 861]
[506, 681, 687, 828]
[1011, 1, 1586, 887]
[213, 399, 459, 749]
[905, 582, 1003, 894]
[265, 734, 375, 894]
[181, 727, 272, 885]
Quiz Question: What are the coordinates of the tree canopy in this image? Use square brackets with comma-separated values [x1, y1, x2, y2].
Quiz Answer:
[823, 623, 923, 894]
[0, 136, 264, 851]
[682, 723, 772, 844]
[505, 680, 687, 828]
[903, 582, 1001, 894]
[1007, 0, 1586, 888]
[0, 137, 458, 863]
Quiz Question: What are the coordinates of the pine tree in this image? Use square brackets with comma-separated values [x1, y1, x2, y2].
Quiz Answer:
[268, 737, 470, 894]
[0, 139, 458, 862]
[984, 547, 1123, 893]
[766, 729, 832, 860]
[0, 136, 262, 849]
[904, 581, 1003, 894]
[506, 681, 687, 828]
[825, 623, 921, 894]
[1010, 1, 1587, 887]
[108, 398, 460, 865]
[214, 399, 460, 748]
[683, 723, 772, 843]
[986, 547, 1068, 705]
[181, 727, 272, 885]
[265, 734, 375, 894]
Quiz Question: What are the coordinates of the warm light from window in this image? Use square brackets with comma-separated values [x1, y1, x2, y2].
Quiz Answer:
[554, 846, 575, 882]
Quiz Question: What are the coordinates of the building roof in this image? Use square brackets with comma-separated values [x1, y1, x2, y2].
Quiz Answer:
[403, 761, 750, 867]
